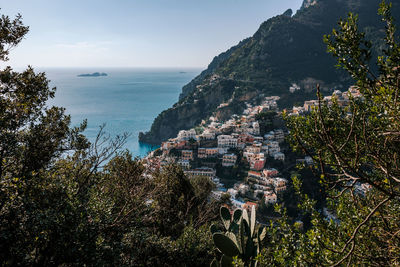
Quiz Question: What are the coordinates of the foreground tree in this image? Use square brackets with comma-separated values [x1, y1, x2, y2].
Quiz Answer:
[0, 12, 217, 266]
[260, 1, 400, 265]
[0, 31, 127, 263]
[0, 13, 95, 265]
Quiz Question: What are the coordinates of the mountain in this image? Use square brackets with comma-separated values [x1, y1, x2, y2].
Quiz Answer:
[139, 0, 400, 145]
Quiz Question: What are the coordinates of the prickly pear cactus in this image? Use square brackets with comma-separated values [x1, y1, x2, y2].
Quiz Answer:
[210, 206, 267, 267]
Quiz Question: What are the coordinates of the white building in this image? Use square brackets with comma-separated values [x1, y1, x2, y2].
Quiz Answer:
[211, 190, 223, 200]
[232, 199, 246, 209]
[268, 141, 280, 148]
[246, 121, 260, 135]
[268, 147, 280, 156]
[198, 147, 219, 158]
[245, 143, 262, 154]
[274, 178, 288, 193]
[161, 140, 177, 151]
[253, 136, 264, 143]
[274, 129, 285, 143]
[177, 129, 197, 141]
[289, 83, 301, 93]
[227, 188, 238, 198]
[264, 133, 275, 141]
[222, 153, 237, 167]
[177, 159, 190, 169]
[218, 147, 228, 155]
[264, 190, 277, 204]
[200, 129, 216, 140]
[273, 152, 285, 161]
[292, 106, 305, 115]
[217, 135, 238, 148]
[253, 184, 271, 191]
[238, 183, 250, 195]
[184, 167, 216, 178]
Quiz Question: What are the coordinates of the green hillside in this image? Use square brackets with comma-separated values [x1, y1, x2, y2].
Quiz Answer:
[139, 0, 400, 144]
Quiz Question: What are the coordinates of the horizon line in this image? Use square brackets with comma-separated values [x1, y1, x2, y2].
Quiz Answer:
[1, 65, 206, 70]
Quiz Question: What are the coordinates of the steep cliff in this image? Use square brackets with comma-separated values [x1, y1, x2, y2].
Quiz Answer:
[139, 0, 400, 144]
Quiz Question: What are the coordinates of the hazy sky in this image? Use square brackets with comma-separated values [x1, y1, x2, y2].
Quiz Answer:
[1, 0, 303, 68]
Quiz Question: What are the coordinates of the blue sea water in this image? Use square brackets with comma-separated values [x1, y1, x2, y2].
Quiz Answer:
[44, 68, 200, 157]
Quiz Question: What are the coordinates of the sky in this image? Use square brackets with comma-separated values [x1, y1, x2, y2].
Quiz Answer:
[1, 0, 304, 68]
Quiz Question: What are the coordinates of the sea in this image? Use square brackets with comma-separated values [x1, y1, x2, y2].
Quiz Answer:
[43, 68, 201, 157]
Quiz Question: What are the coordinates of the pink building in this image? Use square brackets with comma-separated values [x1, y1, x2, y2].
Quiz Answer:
[263, 168, 278, 177]
[251, 159, 265, 171]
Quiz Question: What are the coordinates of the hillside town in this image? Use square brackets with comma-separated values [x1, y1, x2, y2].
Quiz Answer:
[289, 85, 362, 115]
[143, 85, 367, 211]
[144, 96, 291, 210]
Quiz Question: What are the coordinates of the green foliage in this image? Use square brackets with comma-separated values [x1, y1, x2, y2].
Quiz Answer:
[120, 223, 214, 266]
[3, 1, 400, 266]
[150, 165, 219, 237]
[210, 206, 266, 267]
[278, 1, 400, 265]
[0, 11, 218, 266]
[213, 233, 240, 257]
[168, 147, 180, 157]
[0, 13, 29, 61]
[0, 12, 100, 265]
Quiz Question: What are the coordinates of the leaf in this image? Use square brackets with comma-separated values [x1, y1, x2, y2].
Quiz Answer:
[229, 221, 239, 234]
[226, 232, 239, 249]
[232, 209, 242, 224]
[242, 208, 249, 227]
[259, 226, 267, 242]
[250, 205, 256, 238]
[239, 218, 245, 254]
[220, 255, 234, 267]
[245, 235, 255, 260]
[220, 206, 231, 231]
[242, 217, 250, 237]
[213, 233, 240, 257]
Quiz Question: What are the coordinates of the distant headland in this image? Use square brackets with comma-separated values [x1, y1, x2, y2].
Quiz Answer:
[77, 72, 107, 77]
